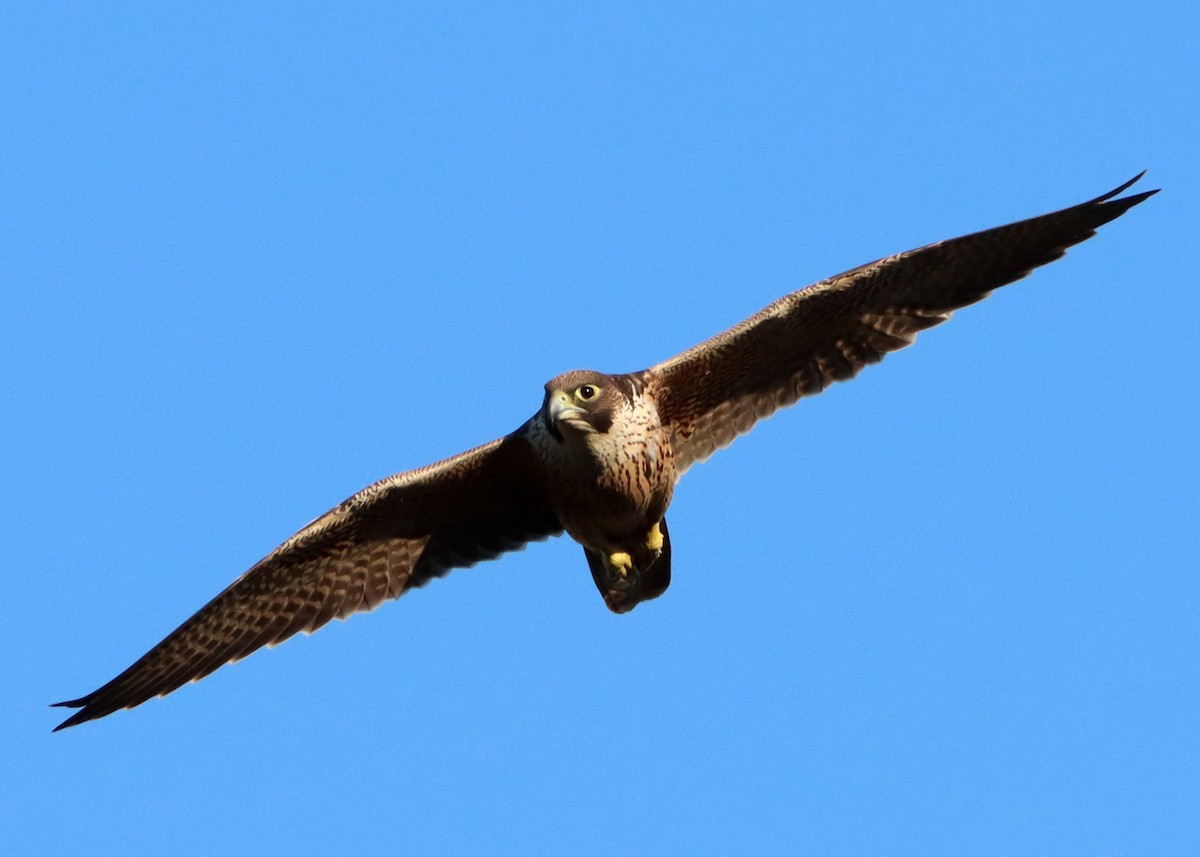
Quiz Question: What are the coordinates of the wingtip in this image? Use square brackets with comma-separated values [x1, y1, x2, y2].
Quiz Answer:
[1096, 171, 1159, 204]
[51, 696, 97, 732]
[1075, 172, 1158, 233]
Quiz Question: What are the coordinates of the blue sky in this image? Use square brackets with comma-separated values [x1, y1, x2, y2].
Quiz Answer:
[4, 3, 1197, 854]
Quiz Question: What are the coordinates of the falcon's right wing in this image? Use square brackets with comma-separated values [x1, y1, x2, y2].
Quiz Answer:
[54, 430, 561, 730]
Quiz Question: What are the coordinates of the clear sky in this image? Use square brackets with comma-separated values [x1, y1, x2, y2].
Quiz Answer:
[4, 3, 1197, 855]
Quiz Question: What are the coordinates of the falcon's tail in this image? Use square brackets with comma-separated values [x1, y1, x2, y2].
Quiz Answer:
[584, 519, 673, 614]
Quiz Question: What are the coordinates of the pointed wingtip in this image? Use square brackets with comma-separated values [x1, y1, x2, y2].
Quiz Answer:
[1078, 172, 1158, 233]
[1096, 171, 1159, 205]
[51, 697, 96, 732]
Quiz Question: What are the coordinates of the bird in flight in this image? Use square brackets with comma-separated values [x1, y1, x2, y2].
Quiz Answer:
[54, 174, 1156, 730]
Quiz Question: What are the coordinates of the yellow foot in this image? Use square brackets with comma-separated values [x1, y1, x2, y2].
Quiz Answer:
[644, 521, 664, 553]
[607, 551, 633, 578]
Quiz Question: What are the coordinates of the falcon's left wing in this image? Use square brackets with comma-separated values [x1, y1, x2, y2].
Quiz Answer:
[648, 174, 1157, 473]
[54, 431, 561, 730]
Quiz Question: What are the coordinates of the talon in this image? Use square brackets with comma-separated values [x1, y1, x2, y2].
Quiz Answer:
[607, 551, 633, 579]
[645, 521, 664, 553]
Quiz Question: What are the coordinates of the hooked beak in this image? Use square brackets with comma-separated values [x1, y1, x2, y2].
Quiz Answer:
[544, 391, 585, 436]
[547, 391, 586, 426]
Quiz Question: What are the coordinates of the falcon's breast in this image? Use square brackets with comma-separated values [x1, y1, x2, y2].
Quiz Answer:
[527, 370, 675, 554]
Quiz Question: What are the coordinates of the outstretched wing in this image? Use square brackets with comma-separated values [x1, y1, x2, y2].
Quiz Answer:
[54, 430, 561, 730]
[649, 174, 1157, 473]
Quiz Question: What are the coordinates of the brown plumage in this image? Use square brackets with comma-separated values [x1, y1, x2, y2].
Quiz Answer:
[54, 174, 1156, 730]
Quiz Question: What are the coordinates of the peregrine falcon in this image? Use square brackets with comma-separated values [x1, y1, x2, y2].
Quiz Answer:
[53, 174, 1156, 730]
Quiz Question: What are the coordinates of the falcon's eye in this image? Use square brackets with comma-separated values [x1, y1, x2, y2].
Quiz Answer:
[577, 384, 597, 401]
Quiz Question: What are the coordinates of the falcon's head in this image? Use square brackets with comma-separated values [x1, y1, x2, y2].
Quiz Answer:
[541, 370, 622, 440]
